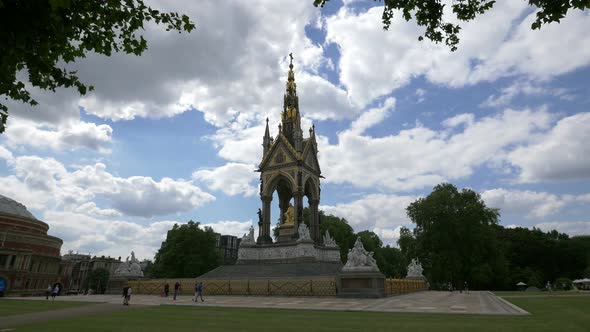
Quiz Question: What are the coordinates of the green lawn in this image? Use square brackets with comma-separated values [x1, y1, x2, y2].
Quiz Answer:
[9, 296, 590, 332]
[493, 290, 585, 296]
[0, 299, 91, 316]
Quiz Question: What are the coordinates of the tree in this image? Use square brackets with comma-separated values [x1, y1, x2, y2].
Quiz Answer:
[86, 267, 110, 294]
[406, 183, 508, 289]
[0, 0, 195, 133]
[377, 245, 406, 278]
[313, 0, 590, 51]
[397, 226, 417, 266]
[497, 228, 590, 289]
[151, 221, 221, 278]
[141, 259, 154, 278]
[554, 277, 573, 290]
[319, 211, 357, 263]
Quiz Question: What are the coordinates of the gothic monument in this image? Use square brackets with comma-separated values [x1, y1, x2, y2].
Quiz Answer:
[256, 52, 322, 244]
[200, 54, 341, 279]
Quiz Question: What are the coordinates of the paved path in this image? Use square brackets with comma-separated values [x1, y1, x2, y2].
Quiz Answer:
[3, 291, 528, 322]
[0, 302, 146, 330]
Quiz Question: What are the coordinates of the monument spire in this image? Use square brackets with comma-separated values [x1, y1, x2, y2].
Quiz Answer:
[263, 117, 271, 155]
[282, 53, 302, 151]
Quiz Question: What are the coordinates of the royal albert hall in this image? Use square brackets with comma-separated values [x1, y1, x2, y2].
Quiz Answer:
[0, 194, 65, 296]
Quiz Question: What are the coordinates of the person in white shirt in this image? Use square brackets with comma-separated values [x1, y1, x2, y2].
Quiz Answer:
[125, 287, 132, 305]
[51, 285, 59, 300]
[46, 285, 52, 300]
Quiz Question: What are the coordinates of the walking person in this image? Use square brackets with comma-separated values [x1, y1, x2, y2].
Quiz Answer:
[45, 284, 52, 300]
[122, 285, 129, 305]
[164, 283, 169, 297]
[193, 282, 204, 302]
[125, 286, 132, 306]
[173, 281, 180, 300]
[51, 284, 59, 300]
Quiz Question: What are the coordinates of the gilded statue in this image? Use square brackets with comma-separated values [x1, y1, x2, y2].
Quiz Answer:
[284, 203, 294, 225]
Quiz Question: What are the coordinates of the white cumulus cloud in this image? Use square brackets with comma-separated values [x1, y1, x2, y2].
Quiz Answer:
[193, 163, 258, 197]
[508, 112, 590, 183]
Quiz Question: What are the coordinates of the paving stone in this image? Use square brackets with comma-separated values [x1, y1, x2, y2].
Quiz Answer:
[3, 290, 529, 319]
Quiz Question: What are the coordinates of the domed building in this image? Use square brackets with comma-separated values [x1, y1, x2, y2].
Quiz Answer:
[0, 194, 66, 296]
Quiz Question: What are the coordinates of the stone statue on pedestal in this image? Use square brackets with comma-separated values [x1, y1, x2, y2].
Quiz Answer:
[406, 258, 425, 279]
[338, 237, 385, 297]
[114, 250, 144, 278]
[323, 230, 337, 247]
[241, 225, 256, 245]
[343, 237, 378, 272]
[298, 223, 311, 241]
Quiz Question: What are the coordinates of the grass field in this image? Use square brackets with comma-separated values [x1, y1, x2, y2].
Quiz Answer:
[493, 290, 584, 297]
[0, 299, 90, 316]
[6, 295, 589, 332]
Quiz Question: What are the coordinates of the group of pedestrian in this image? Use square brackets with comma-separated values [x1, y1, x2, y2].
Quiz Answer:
[447, 281, 469, 294]
[119, 281, 203, 305]
[160, 281, 204, 302]
[46, 284, 60, 300]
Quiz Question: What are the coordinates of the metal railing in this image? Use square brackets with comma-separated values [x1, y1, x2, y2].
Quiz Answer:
[128, 278, 338, 296]
[127, 277, 426, 297]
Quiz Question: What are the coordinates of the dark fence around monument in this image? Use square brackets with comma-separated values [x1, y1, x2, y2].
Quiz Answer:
[127, 278, 427, 297]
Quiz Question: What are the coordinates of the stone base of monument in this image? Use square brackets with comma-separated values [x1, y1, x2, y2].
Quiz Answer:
[237, 239, 341, 264]
[336, 270, 386, 298]
[277, 224, 296, 243]
[199, 240, 343, 279]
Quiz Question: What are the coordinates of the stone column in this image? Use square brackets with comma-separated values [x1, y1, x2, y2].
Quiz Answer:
[293, 192, 304, 238]
[257, 196, 273, 244]
[309, 199, 320, 244]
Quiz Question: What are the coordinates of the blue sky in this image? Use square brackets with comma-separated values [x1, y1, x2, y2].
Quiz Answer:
[1, 0, 589, 259]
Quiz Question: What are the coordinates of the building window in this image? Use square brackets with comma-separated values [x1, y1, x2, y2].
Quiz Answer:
[0, 254, 8, 267]
[9, 255, 16, 268]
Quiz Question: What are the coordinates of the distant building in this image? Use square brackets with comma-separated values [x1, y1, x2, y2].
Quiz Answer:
[215, 234, 241, 264]
[0, 195, 63, 296]
[62, 252, 120, 294]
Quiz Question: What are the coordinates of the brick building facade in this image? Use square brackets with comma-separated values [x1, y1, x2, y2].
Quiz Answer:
[0, 195, 64, 296]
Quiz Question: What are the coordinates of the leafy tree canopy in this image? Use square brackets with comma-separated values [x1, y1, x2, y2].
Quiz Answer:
[498, 226, 590, 287]
[313, 0, 589, 51]
[151, 221, 221, 278]
[319, 211, 356, 263]
[377, 245, 406, 278]
[406, 183, 508, 289]
[0, 0, 195, 133]
[397, 226, 417, 265]
[86, 267, 110, 294]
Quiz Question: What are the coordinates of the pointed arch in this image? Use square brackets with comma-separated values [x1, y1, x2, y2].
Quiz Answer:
[303, 176, 319, 201]
[263, 171, 296, 198]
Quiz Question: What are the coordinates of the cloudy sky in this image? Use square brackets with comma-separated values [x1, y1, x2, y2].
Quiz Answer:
[1, 0, 589, 260]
